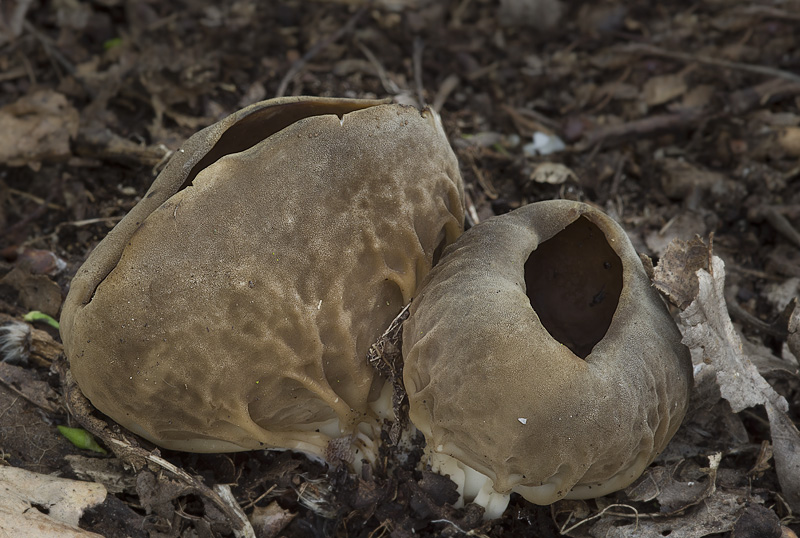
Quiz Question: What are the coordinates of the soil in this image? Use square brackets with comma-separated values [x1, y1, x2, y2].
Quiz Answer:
[1, 1, 800, 537]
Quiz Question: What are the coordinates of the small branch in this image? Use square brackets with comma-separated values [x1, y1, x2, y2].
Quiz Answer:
[735, 5, 800, 23]
[431, 74, 459, 113]
[622, 43, 800, 84]
[356, 39, 400, 95]
[275, 6, 368, 97]
[412, 36, 425, 106]
[0, 0, 34, 45]
[578, 108, 706, 151]
[58, 363, 253, 536]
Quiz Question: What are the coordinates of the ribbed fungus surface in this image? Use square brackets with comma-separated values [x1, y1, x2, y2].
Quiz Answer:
[402, 200, 692, 519]
[60, 96, 465, 463]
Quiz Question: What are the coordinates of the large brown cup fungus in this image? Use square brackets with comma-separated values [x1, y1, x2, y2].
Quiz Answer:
[402, 200, 692, 518]
[60, 97, 465, 463]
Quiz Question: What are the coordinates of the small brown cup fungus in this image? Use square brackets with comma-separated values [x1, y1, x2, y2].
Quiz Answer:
[60, 97, 464, 464]
[402, 200, 692, 518]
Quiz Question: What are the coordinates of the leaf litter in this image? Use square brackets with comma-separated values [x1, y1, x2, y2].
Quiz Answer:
[2, 0, 800, 536]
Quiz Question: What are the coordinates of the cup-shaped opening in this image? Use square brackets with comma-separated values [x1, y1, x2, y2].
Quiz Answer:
[524, 216, 623, 358]
[182, 100, 380, 190]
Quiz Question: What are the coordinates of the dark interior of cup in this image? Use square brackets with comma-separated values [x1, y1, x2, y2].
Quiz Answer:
[182, 100, 378, 190]
[525, 216, 623, 359]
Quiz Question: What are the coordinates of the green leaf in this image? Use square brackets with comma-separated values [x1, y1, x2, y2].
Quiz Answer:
[23, 311, 60, 330]
[103, 37, 123, 50]
[57, 426, 107, 454]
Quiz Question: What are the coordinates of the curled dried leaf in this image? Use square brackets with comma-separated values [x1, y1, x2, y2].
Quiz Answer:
[671, 253, 800, 511]
[652, 236, 711, 309]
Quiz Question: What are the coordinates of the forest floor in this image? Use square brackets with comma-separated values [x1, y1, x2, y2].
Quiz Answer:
[1, 1, 800, 537]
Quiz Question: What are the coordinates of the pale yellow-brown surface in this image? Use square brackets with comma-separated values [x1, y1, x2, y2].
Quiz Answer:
[61, 97, 464, 456]
[403, 200, 692, 505]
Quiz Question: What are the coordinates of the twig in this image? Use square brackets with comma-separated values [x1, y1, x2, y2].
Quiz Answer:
[58, 363, 254, 536]
[57, 216, 125, 229]
[735, 5, 800, 23]
[622, 43, 800, 84]
[4, 177, 64, 243]
[578, 108, 706, 151]
[22, 20, 77, 78]
[356, 39, 400, 94]
[464, 186, 481, 227]
[215, 484, 257, 538]
[730, 79, 800, 114]
[7, 188, 63, 210]
[450, 0, 473, 27]
[591, 65, 632, 114]
[763, 206, 800, 249]
[609, 153, 627, 198]
[0, 66, 28, 83]
[412, 36, 426, 106]
[464, 152, 498, 200]
[240, 484, 276, 510]
[432, 74, 459, 113]
[430, 519, 490, 537]
[725, 288, 788, 339]
[501, 104, 562, 135]
[558, 503, 640, 535]
[367, 303, 409, 444]
[275, 6, 368, 97]
[0, 0, 34, 45]
[0, 368, 60, 414]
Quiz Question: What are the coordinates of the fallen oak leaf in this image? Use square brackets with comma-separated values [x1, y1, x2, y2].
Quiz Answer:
[652, 235, 710, 309]
[680, 257, 788, 414]
[764, 402, 800, 512]
[0, 89, 79, 167]
[660, 249, 800, 511]
[788, 302, 800, 359]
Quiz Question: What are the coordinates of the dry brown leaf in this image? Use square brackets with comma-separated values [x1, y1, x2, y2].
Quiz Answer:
[589, 489, 744, 537]
[652, 236, 710, 309]
[777, 126, 800, 157]
[644, 73, 688, 106]
[764, 402, 800, 511]
[680, 84, 715, 110]
[644, 212, 708, 258]
[681, 257, 788, 412]
[249, 501, 296, 538]
[0, 267, 63, 317]
[529, 162, 578, 184]
[789, 303, 800, 360]
[0, 90, 79, 167]
[65, 455, 138, 495]
[625, 457, 717, 513]
[729, 503, 783, 538]
[658, 158, 726, 200]
[0, 361, 61, 413]
[0, 466, 106, 537]
[763, 278, 800, 312]
[677, 255, 800, 511]
[498, 0, 564, 30]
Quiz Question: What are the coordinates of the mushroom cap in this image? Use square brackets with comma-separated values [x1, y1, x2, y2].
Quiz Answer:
[402, 200, 692, 505]
[60, 97, 464, 456]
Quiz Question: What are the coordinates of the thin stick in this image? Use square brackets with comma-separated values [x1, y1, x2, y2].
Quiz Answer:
[275, 6, 368, 97]
[623, 43, 800, 84]
[412, 36, 426, 106]
[559, 503, 639, 535]
[8, 188, 63, 210]
[432, 74, 459, 113]
[764, 206, 800, 249]
[356, 39, 400, 94]
[579, 108, 705, 150]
